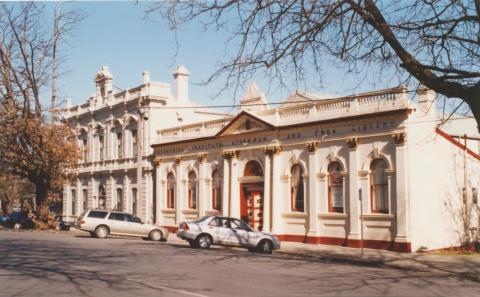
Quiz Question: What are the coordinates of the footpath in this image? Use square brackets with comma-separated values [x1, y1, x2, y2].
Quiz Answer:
[166, 234, 480, 281]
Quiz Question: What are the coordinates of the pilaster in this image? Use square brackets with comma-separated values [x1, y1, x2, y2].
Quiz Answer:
[347, 137, 361, 240]
[393, 132, 409, 243]
[306, 141, 320, 237]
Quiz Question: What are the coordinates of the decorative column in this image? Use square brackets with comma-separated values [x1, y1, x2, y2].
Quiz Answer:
[197, 153, 208, 217]
[262, 148, 272, 232]
[108, 176, 115, 210]
[306, 141, 320, 238]
[64, 183, 71, 220]
[393, 132, 409, 246]
[123, 175, 130, 213]
[145, 172, 153, 223]
[76, 178, 82, 216]
[230, 151, 240, 219]
[221, 152, 232, 216]
[154, 157, 163, 224]
[89, 176, 96, 209]
[175, 156, 184, 223]
[268, 146, 283, 234]
[221, 150, 239, 217]
[105, 121, 110, 160]
[346, 137, 361, 241]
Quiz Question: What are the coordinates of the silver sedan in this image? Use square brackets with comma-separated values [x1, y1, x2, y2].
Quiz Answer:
[176, 216, 281, 254]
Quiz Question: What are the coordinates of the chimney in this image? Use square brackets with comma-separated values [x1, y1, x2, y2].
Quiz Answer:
[143, 71, 150, 84]
[94, 65, 113, 104]
[172, 65, 189, 102]
[416, 87, 436, 117]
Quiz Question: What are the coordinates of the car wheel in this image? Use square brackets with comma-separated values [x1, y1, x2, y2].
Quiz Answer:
[188, 239, 198, 248]
[94, 225, 109, 238]
[149, 230, 163, 241]
[257, 239, 273, 254]
[196, 234, 212, 249]
[13, 222, 22, 230]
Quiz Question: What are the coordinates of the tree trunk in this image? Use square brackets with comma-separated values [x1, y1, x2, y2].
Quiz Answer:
[464, 93, 480, 133]
[34, 181, 48, 213]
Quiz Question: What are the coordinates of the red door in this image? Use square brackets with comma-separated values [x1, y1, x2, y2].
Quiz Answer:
[241, 187, 263, 231]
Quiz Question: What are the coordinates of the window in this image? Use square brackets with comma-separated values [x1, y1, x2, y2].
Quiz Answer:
[98, 135, 104, 161]
[291, 164, 304, 212]
[231, 218, 252, 231]
[82, 189, 88, 211]
[328, 162, 344, 213]
[98, 185, 106, 210]
[116, 188, 123, 211]
[87, 210, 108, 218]
[126, 214, 141, 223]
[116, 132, 123, 158]
[82, 138, 88, 161]
[132, 188, 138, 216]
[71, 190, 76, 216]
[131, 129, 138, 157]
[108, 212, 126, 221]
[212, 170, 222, 210]
[167, 173, 175, 209]
[188, 171, 197, 209]
[244, 160, 263, 176]
[370, 158, 388, 213]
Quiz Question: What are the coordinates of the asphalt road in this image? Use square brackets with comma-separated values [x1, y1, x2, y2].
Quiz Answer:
[0, 230, 479, 297]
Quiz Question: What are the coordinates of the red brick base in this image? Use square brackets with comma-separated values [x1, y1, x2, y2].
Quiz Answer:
[276, 234, 412, 253]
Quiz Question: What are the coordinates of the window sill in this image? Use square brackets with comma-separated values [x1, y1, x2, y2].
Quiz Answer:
[317, 213, 348, 219]
[161, 209, 175, 214]
[205, 209, 221, 216]
[361, 214, 394, 220]
[281, 212, 308, 219]
[182, 209, 199, 215]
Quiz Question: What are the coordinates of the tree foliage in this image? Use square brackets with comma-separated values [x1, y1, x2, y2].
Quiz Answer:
[148, 0, 480, 128]
[0, 2, 83, 210]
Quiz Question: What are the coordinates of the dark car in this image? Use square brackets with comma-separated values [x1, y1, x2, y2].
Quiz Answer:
[5, 212, 34, 230]
[55, 217, 72, 231]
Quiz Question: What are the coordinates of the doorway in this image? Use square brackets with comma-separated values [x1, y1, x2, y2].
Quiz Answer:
[241, 186, 264, 231]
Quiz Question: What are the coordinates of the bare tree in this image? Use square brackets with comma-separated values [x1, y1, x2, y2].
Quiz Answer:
[147, 0, 480, 127]
[0, 2, 83, 214]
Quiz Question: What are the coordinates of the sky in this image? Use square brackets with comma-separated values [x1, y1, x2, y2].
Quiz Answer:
[49, 1, 399, 109]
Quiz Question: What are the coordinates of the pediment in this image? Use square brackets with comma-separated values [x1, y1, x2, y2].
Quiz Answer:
[216, 111, 275, 136]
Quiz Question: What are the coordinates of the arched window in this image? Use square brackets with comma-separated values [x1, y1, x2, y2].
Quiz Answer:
[116, 132, 123, 158]
[132, 188, 138, 215]
[244, 160, 263, 177]
[212, 170, 222, 210]
[188, 171, 197, 209]
[116, 188, 123, 211]
[370, 158, 388, 213]
[291, 164, 304, 212]
[98, 185, 106, 210]
[71, 189, 76, 216]
[167, 173, 175, 209]
[82, 189, 88, 212]
[328, 162, 344, 213]
[131, 129, 138, 157]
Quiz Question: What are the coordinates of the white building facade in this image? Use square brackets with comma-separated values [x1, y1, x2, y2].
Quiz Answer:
[152, 83, 480, 252]
[63, 66, 228, 223]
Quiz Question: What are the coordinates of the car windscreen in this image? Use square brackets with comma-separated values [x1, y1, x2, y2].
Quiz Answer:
[87, 211, 108, 219]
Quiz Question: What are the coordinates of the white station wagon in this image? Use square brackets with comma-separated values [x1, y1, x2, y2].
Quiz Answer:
[176, 216, 281, 254]
[77, 209, 169, 242]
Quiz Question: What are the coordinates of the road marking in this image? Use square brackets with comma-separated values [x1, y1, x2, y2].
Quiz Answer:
[125, 277, 210, 297]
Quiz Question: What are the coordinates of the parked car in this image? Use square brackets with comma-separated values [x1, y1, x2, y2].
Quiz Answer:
[176, 216, 281, 254]
[76, 209, 169, 241]
[2, 211, 34, 230]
